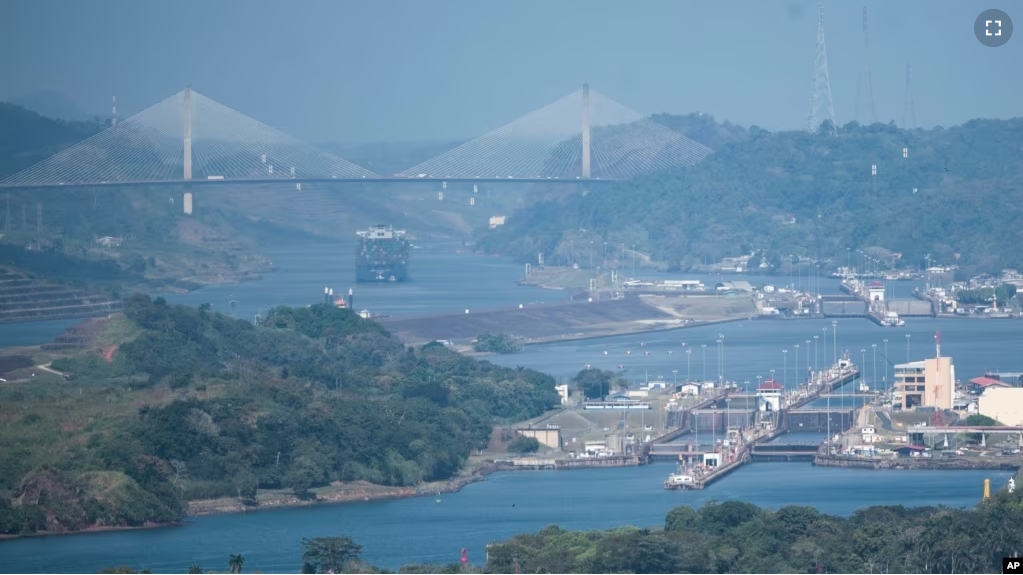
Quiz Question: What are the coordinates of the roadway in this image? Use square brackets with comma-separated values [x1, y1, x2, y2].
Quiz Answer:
[0, 176, 622, 190]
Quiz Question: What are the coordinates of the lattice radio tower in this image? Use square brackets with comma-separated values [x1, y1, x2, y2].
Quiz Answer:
[808, 2, 838, 135]
[854, 6, 878, 125]
[902, 64, 917, 129]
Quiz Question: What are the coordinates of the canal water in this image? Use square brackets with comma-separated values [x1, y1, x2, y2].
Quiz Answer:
[0, 241, 1019, 573]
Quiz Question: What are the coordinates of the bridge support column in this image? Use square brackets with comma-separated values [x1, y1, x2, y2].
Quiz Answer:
[183, 86, 193, 180]
[581, 83, 591, 179]
[981, 433, 986, 448]
[1018, 432, 1022, 449]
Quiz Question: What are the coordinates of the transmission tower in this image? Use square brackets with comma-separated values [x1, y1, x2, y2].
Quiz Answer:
[808, 2, 837, 135]
[854, 6, 878, 125]
[902, 64, 917, 129]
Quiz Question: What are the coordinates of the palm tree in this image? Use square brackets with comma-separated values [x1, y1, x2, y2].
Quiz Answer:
[187, 565, 203, 574]
[228, 554, 245, 574]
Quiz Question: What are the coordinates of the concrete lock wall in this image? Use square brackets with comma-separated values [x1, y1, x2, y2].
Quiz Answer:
[690, 411, 755, 432]
[823, 301, 867, 316]
[886, 300, 933, 316]
[787, 410, 855, 433]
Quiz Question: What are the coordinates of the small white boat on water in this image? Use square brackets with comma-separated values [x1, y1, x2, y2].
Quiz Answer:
[664, 465, 696, 490]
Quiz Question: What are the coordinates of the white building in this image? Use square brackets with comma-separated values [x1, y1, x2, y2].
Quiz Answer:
[554, 384, 569, 406]
[978, 387, 1023, 425]
[757, 380, 783, 412]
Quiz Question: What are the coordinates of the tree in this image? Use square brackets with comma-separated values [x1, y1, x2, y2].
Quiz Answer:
[187, 565, 203, 574]
[228, 554, 245, 574]
[572, 368, 614, 400]
[301, 535, 363, 574]
[472, 333, 521, 354]
[507, 436, 541, 454]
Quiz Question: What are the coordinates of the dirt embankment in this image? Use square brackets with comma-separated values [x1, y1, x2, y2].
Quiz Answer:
[379, 295, 756, 345]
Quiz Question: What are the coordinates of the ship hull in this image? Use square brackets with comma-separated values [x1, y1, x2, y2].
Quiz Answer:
[356, 262, 409, 282]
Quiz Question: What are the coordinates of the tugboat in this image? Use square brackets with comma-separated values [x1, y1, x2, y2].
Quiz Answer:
[664, 464, 696, 490]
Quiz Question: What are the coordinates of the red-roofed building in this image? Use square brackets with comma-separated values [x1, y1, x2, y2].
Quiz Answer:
[970, 376, 1010, 394]
[757, 379, 783, 412]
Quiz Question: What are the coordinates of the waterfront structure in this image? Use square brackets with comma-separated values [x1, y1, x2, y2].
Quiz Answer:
[757, 379, 783, 412]
[893, 356, 954, 410]
[868, 281, 885, 301]
[978, 387, 1023, 426]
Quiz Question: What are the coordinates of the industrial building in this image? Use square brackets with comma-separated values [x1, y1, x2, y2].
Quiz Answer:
[893, 335, 955, 410]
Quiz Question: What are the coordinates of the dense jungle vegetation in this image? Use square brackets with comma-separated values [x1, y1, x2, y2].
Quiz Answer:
[0, 297, 558, 535]
[477, 117, 1023, 275]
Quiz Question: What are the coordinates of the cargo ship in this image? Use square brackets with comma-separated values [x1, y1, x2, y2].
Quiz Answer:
[356, 225, 410, 282]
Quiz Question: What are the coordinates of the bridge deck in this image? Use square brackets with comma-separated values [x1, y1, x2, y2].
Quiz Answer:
[0, 176, 621, 190]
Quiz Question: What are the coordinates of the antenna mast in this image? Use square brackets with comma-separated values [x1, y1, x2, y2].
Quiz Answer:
[808, 2, 837, 135]
[902, 64, 917, 129]
[854, 6, 878, 124]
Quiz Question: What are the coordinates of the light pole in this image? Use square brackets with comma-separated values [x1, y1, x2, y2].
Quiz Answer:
[716, 335, 724, 380]
[702, 344, 707, 383]
[861, 348, 867, 394]
[822, 328, 828, 370]
[814, 335, 819, 381]
[783, 349, 788, 387]
[686, 348, 692, 382]
[673, 369, 678, 387]
[883, 339, 889, 391]
[794, 344, 800, 384]
[805, 340, 811, 382]
[905, 334, 911, 363]
[832, 320, 838, 365]
[871, 344, 877, 391]
[719, 334, 726, 384]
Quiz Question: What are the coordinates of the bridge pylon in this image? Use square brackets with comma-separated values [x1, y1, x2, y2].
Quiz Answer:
[581, 83, 591, 178]
[183, 86, 192, 180]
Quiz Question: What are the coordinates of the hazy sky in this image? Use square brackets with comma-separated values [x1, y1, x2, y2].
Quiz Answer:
[1, 0, 1019, 143]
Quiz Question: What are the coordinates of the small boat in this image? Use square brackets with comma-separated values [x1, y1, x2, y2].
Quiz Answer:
[858, 381, 870, 393]
[436, 492, 442, 503]
[664, 470, 696, 490]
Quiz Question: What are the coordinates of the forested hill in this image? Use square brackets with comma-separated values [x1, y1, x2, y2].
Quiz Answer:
[0, 102, 104, 178]
[476, 117, 1023, 274]
[0, 298, 558, 535]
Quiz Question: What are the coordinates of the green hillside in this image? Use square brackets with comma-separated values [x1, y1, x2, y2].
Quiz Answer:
[476, 118, 1023, 274]
[0, 297, 558, 534]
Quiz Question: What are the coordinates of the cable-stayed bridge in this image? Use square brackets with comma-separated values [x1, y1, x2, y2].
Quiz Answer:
[0, 85, 714, 190]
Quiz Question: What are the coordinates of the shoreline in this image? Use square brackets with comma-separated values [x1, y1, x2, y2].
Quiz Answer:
[2, 451, 1018, 542]
[0, 460, 502, 542]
